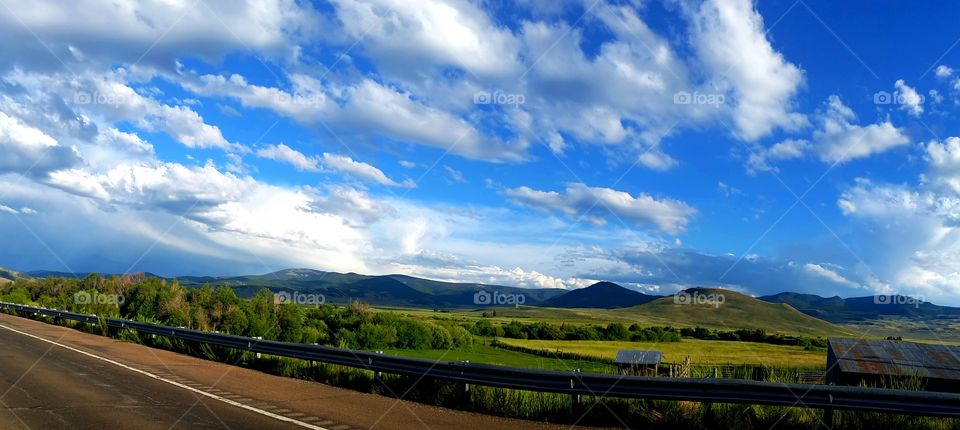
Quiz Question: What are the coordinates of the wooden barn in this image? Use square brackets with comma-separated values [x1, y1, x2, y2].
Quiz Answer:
[826, 338, 960, 393]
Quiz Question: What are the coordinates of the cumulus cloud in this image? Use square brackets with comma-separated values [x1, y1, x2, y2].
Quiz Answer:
[686, 0, 806, 140]
[815, 95, 910, 163]
[837, 180, 960, 299]
[0, 0, 313, 72]
[330, 0, 521, 77]
[322, 153, 414, 188]
[506, 183, 696, 234]
[894, 79, 924, 116]
[836, 135, 960, 300]
[0, 111, 82, 177]
[935, 65, 954, 78]
[393, 253, 597, 290]
[639, 151, 679, 171]
[746, 138, 810, 174]
[925, 137, 960, 194]
[256, 144, 321, 172]
[751, 96, 909, 171]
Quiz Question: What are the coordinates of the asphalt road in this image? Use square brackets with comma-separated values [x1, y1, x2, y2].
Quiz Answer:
[0, 322, 303, 430]
[0, 314, 594, 430]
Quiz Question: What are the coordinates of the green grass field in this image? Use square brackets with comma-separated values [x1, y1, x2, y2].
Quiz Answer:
[377, 289, 857, 338]
[496, 338, 827, 368]
[384, 343, 616, 373]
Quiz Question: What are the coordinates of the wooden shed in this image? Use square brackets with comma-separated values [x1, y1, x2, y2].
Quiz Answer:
[615, 349, 662, 376]
[826, 338, 960, 393]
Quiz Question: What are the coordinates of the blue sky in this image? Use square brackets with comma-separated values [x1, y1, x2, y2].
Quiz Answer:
[1, 0, 959, 304]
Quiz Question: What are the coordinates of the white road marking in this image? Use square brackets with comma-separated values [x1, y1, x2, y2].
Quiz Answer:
[0, 323, 329, 430]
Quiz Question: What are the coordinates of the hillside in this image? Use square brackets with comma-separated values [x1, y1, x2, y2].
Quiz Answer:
[541, 282, 658, 308]
[0, 266, 23, 284]
[475, 288, 852, 337]
[619, 288, 854, 336]
[759, 292, 960, 322]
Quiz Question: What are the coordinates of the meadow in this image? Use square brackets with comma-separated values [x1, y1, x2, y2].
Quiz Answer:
[494, 337, 826, 368]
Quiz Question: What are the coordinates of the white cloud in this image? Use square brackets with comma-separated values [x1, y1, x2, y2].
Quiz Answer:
[894, 79, 923, 116]
[256, 144, 320, 172]
[0, 204, 18, 214]
[84, 79, 236, 151]
[687, 0, 806, 140]
[0, 0, 313, 71]
[443, 165, 466, 184]
[506, 183, 696, 234]
[746, 138, 809, 174]
[330, 0, 521, 77]
[838, 175, 960, 300]
[186, 74, 525, 162]
[638, 151, 679, 171]
[717, 181, 744, 197]
[925, 137, 960, 194]
[804, 263, 860, 288]
[812, 96, 909, 164]
[746, 96, 908, 171]
[0, 111, 82, 176]
[935, 65, 954, 78]
[322, 153, 414, 188]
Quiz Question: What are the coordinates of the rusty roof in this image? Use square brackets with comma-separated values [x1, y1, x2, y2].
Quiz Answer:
[828, 338, 960, 380]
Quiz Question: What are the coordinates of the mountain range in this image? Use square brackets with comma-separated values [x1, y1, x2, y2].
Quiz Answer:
[8, 267, 960, 331]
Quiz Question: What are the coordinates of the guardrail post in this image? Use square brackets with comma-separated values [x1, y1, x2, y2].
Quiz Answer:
[824, 393, 835, 427]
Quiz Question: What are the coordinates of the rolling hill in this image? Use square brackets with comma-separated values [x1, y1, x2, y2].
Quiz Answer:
[759, 292, 960, 322]
[174, 269, 567, 308]
[541, 281, 658, 308]
[618, 288, 853, 336]
[476, 288, 854, 337]
[0, 266, 23, 284]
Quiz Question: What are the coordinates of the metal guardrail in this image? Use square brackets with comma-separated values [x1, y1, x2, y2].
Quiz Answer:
[2, 301, 960, 418]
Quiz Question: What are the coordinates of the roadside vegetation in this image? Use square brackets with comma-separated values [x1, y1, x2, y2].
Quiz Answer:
[2, 275, 956, 430]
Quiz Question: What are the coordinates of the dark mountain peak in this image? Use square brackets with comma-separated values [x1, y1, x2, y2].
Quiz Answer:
[584, 281, 624, 290]
[543, 281, 658, 309]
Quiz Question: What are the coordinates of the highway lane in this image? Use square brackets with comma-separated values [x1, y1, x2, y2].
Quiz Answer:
[0, 313, 589, 430]
[0, 324, 305, 430]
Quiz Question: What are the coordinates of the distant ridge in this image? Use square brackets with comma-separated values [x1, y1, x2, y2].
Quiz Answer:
[542, 282, 658, 308]
[759, 292, 960, 322]
[13, 266, 960, 330]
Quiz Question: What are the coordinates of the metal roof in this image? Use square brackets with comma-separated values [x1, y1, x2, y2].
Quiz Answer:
[614, 349, 662, 365]
[828, 338, 960, 381]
